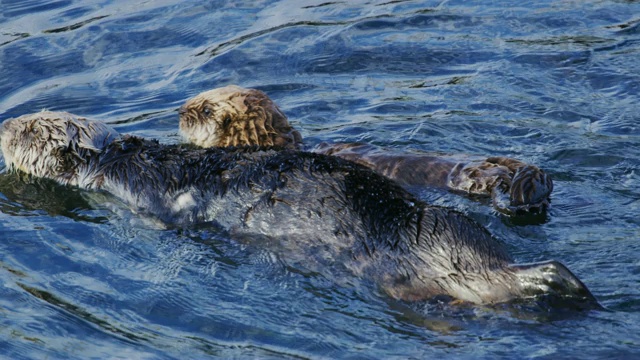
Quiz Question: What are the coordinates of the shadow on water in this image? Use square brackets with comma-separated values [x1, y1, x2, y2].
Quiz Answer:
[0, 173, 109, 223]
[386, 292, 604, 333]
[502, 209, 551, 227]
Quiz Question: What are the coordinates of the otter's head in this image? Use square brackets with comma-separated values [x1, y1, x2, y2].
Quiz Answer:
[179, 85, 303, 150]
[0, 111, 118, 186]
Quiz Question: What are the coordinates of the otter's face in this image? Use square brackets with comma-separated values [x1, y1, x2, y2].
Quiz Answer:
[179, 85, 302, 149]
[0, 111, 118, 185]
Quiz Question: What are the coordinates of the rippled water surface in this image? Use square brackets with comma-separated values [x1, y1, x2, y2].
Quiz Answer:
[1, 1, 639, 358]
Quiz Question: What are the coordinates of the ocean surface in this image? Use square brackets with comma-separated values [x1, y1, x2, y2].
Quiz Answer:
[1, 0, 639, 359]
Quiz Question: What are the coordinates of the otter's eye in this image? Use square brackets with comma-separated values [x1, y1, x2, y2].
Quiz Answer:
[202, 107, 212, 117]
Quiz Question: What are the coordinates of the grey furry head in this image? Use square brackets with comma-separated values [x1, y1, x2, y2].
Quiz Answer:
[0, 111, 118, 185]
[179, 85, 302, 149]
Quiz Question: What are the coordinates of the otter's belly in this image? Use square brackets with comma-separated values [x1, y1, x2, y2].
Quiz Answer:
[161, 169, 370, 274]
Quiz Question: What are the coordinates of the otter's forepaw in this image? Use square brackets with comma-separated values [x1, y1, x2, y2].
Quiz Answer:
[491, 165, 553, 215]
[448, 299, 468, 306]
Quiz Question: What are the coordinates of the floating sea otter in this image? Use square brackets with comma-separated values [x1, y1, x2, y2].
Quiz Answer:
[179, 85, 552, 215]
[0, 111, 596, 306]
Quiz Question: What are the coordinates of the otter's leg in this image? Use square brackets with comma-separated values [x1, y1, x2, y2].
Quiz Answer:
[316, 143, 553, 214]
[314, 143, 454, 188]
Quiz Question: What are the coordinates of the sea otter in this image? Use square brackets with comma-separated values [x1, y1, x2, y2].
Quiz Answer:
[179, 85, 552, 215]
[0, 111, 596, 306]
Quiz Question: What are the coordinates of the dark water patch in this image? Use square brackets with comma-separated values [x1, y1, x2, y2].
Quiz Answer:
[0, 174, 109, 223]
[407, 75, 471, 88]
[594, 38, 640, 54]
[511, 51, 593, 69]
[107, 109, 169, 126]
[183, 335, 314, 360]
[256, 82, 319, 95]
[17, 283, 148, 343]
[43, 15, 110, 34]
[305, 46, 497, 75]
[549, 148, 626, 168]
[607, 17, 640, 34]
[0, 32, 30, 47]
[506, 35, 613, 47]
[0, 263, 28, 279]
[303, 1, 343, 9]
[196, 19, 356, 58]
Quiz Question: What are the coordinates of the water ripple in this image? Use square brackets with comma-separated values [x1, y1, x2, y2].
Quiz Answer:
[42, 15, 110, 34]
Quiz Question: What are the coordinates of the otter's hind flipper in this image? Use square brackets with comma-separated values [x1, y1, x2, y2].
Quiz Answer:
[510, 261, 601, 309]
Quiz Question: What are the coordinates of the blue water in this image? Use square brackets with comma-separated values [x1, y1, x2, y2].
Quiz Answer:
[1, 0, 639, 358]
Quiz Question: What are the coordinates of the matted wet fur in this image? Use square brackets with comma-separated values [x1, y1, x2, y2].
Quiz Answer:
[0, 111, 597, 306]
[179, 85, 552, 215]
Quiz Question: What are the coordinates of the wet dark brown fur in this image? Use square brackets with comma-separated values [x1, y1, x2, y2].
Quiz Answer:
[315, 143, 553, 214]
[0, 112, 597, 306]
[179, 86, 553, 215]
